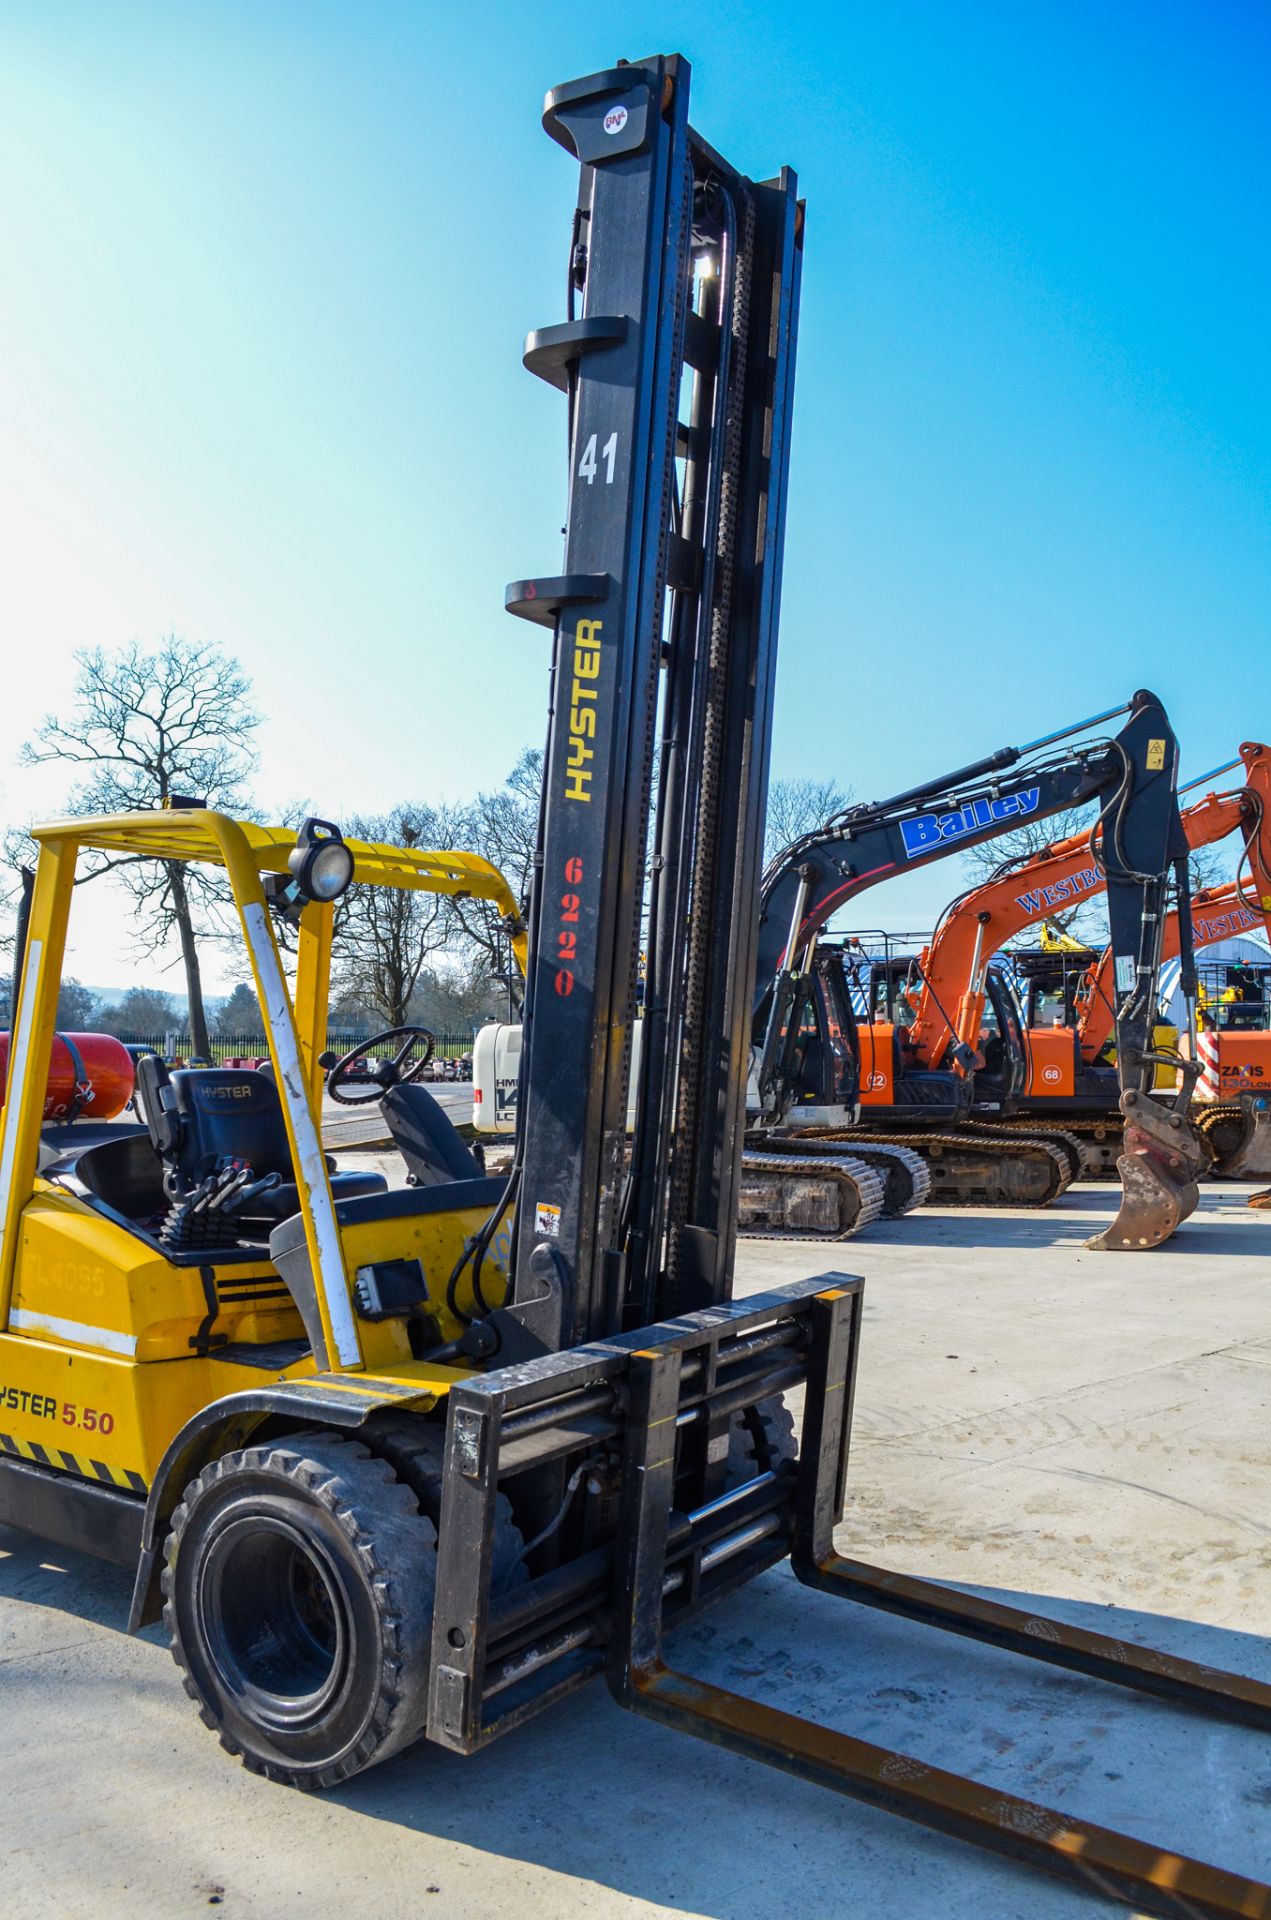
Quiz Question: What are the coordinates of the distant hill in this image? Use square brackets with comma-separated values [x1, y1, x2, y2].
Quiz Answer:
[78, 985, 230, 1017]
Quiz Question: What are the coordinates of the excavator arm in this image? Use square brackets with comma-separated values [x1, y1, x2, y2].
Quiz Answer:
[908, 771, 1252, 1077]
[1079, 742, 1271, 1066]
[1074, 743, 1271, 1189]
[755, 691, 1185, 1111]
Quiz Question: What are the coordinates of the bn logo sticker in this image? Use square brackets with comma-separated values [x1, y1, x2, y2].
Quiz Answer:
[603, 105, 628, 136]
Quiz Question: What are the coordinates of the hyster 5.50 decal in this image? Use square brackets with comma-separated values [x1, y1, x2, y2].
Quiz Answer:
[900, 786, 1041, 859]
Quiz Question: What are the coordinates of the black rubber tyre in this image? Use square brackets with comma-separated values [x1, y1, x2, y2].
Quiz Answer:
[163, 1433, 437, 1789]
[726, 1394, 797, 1485]
[362, 1414, 528, 1596]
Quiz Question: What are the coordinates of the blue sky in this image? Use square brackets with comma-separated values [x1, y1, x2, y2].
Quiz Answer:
[0, 2, 1266, 979]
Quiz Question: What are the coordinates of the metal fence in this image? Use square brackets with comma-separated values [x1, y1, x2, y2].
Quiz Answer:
[116, 1030, 475, 1065]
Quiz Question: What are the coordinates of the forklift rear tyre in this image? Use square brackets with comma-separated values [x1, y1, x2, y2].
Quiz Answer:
[163, 1434, 437, 1789]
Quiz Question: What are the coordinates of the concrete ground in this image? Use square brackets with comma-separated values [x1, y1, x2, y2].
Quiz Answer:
[4, 1181, 1271, 1919]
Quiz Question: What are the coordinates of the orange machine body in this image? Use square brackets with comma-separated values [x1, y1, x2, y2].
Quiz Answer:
[856, 1023, 896, 1105]
[1022, 1025, 1076, 1099]
[0, 1031, 135, 1123]
[1182, 1029, 1271, 1096]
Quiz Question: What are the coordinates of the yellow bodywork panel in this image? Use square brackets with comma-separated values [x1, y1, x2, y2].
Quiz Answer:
[341, 1203, 512, 1365]
[0, 1180, 504, 1488]
[0, 1333, 311, 1488]
[11, 1184, 297, 1361]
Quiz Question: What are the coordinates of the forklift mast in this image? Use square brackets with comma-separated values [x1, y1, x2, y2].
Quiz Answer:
[504, 55, 802, 1349]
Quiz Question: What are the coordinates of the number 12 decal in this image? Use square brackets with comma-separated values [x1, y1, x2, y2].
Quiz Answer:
[578, 431, 618, 485]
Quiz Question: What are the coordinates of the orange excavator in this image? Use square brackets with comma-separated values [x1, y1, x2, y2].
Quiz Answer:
[1078, 886, 1271, 1179]
[886, 742, 1271, 1176]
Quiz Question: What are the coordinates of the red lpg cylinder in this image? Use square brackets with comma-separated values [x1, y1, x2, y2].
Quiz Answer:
[0, 1031, 136, 1122]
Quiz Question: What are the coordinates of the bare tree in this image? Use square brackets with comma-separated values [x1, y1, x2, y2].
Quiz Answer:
[763, 776, 854, 868]
[333, 806, 455, 1027]
[448, 748, 541, 1003]
[21, 639, 257, 1055]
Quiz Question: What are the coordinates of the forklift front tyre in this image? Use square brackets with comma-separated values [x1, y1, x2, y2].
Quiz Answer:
[162, 1433, 437, 1789]
[728, 1395, 797, 1481]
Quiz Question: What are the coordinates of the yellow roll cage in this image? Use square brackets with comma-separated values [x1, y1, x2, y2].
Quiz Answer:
[0, 808, 525, 1373]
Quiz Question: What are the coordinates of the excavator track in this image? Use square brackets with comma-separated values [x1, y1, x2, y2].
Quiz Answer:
[762, 1136, 931, 1217]
[841, 1140, 933, 1216]
[738, 1148, 887, 1240]
[981, 1112, 1124, 1180]
[959, 1118, 1084, 1184]
[795, 1124, 1072, 1208]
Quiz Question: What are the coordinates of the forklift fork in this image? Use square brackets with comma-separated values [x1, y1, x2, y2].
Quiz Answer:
[430, 1277, 1271, 1918]
[433, 1274, 1271, 1920]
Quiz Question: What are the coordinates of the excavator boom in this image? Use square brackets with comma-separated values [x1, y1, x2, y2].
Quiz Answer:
[907, 775, 1252, 1073]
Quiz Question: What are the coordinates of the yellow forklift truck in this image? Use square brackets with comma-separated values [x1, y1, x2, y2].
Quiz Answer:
[2, 54, 1270, 1920]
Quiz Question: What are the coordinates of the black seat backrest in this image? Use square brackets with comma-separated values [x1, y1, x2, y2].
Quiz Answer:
[172, 1068, 293, 1181]
[381, 1082, 483, 1186]
[138, 1064, 294, 1188]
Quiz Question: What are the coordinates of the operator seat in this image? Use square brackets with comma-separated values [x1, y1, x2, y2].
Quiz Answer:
[380, 1081, 485, 1186]
[135, 1058, 386, 1223]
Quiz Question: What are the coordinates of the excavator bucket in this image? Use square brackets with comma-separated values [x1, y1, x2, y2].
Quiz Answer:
[1217, 1093, 1271, 1180]
[1088, 1089, 1205, 1250]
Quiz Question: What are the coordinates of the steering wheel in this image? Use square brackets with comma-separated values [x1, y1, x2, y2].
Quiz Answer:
[325, 1027, 436, 1106]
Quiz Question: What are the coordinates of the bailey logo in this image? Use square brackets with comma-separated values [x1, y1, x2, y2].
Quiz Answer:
[900, 787, 1041, 859]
